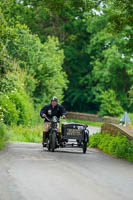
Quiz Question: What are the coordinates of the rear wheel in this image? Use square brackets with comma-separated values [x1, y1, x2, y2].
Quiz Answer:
[47, 139, 50, 151]
[83, 142, 87, 154]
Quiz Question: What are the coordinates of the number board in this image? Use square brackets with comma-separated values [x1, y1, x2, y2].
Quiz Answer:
[62, 123, 85, 139]
[67, 128, 81, 136]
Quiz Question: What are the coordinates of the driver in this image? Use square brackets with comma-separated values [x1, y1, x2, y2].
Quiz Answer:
[40, 96, 66, 147]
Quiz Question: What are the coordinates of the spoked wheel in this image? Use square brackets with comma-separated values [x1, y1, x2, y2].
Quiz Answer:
[48, 131, 56, 152]
[82, 142, 87, 154]
[51, 131, 56, 152]
[48, 140, 50, 151]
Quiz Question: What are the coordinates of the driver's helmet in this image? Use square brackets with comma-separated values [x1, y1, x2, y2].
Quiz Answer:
[51, 96, 58, 102]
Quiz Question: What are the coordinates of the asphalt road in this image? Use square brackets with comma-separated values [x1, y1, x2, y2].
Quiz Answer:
[87, 125, 101, 135]
[0, 126, 133, 200]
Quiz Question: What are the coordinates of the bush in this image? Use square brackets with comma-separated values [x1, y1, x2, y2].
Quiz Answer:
[0, 92, 20, 125]
[89, 132, 133, 162]
[9, 89, 36, 126]
[89, 132, 103, 147]
[0, 89, 36, 126]
[0, 122, 8, 149]
[98, 133, 112, 153]
[99, 89, 124, 117]
[6, 26, 68, 104]
[0, 67, 36, 126]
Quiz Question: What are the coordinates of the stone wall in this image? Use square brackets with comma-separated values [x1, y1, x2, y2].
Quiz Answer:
[66, 112, 120, 124]
[66, 112, 133, 140]
[66, 112, 102, 122]
[101, 123, 133, 140]
[103, 116, 120, 124]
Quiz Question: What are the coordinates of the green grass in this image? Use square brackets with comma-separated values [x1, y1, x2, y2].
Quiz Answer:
[62, 118, 103, 127]
[10, 124, 43, 143]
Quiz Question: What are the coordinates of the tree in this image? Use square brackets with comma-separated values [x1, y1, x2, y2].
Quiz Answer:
[0, 0, 102, 112]
[99, 89, 123, 116]
[84, 1, 133, 112]
[3, 25, 67, 104]
[0, 5, 67, 125]
[1, 0, 133, 115]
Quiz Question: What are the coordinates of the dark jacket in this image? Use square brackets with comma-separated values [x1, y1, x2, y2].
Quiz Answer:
[40, 104, 66, 122]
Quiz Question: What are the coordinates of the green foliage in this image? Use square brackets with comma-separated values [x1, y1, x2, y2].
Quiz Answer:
[0, 5, 67, 130]
[9, 89, 35, 126]
[62, 118, 103, 127]
[1, 0, 133, 120]
[0, 92, 20, 125]
[35, 36, 68, 105]
[0, 89, 35, 126]
[82, 1, 133, 113]
[1, 0, 98, 112]
[89, 132, 133, 162]
[10, 124, 43, 143]
[99, 90, 124, 116]
[128, 86, 133, 111]
[5, 25, 67, 104]
[89, 132, 103, 147]
[128, 113, 133, 126]
[107, 0, 133, 34]
[0, 66, 36, 126]
[0, 122, 8, 149]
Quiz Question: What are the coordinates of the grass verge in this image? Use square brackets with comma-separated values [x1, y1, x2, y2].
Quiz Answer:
[9, 118, 102, 143]
[0, 122, 9, 149]
[10, 124, 43, 143]
[63, 118, 103, 127]
[89, 132, 133, 162]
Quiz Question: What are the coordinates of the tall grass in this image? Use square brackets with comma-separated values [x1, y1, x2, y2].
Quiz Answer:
[0, 122, 8, 149]
[10, 124, 43, 143]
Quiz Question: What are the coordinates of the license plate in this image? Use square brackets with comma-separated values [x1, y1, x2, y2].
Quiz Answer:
[67, 128, 81, 136]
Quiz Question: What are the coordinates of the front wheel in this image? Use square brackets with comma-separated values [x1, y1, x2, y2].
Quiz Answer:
[83, 142, 87, 154]
[49, 131, 56, 152]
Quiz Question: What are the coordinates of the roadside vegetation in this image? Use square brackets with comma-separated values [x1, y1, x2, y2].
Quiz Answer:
[9, 118, 102, 143]
[89, 133, 133, 162]
[0, 122, 9, 149]
[10, 124, 43, 143]
[61, 119, 103, 127]
[0, 0, 133, 151]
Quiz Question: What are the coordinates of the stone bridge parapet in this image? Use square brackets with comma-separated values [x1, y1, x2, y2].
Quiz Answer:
[101, 123, 133, 140]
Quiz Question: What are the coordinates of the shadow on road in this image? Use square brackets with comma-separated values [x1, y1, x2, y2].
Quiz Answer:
[42, 148, 92, 155]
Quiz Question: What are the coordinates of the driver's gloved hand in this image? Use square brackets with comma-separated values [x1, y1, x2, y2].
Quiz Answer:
[42, 114, 46, 118]
[62, 115, 66, 119]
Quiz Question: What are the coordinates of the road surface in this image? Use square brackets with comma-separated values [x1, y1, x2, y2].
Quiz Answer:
[0, 126, 133, 200]
[87, 125, 101, 135]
